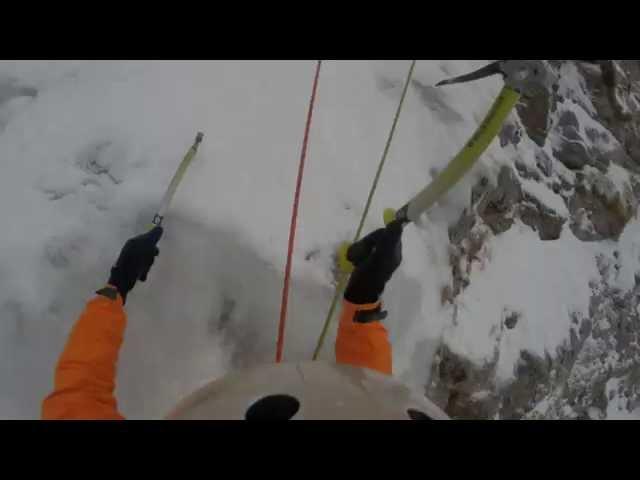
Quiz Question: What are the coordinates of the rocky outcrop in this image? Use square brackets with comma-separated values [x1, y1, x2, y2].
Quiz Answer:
[568, 169, 636, 241]
[516, 87, 552, 147]
[477, 167, 523, 235]
[429, 60, 640, 419]
[473, 166, 566, 241]
[535, 148, 553, 177]
[429, 252, 640, 420]
[576, 60, 640, 165]
[519, 197, 565, 241]
[446, 165, 567, 305]
[499, 121, 523, 149]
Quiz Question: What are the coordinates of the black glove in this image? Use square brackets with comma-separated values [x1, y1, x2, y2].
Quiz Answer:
[344, 220, 403, 305]
[107, 226, 163, 303]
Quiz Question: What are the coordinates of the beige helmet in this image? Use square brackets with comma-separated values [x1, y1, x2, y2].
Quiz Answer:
[166, 361, 449, 420]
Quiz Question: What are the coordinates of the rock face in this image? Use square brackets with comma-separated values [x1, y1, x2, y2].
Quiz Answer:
[576, 60, 640, 165]
[471, 165, 566, 241]
[429, 252, 640, 420]
[535, 148, 553, 177]
[516, 88, 552, 147]
[519, 197, 565, 241]
[499, 122, 522, 148]
[553, 139, 591, 170]
[477, 167, 522, 235]
[429, 60, 640, 419]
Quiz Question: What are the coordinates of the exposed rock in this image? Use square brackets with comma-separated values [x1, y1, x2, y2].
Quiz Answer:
[477, 167, 523, 235]
[448, 208, 476, 245]
[440, 285, 455, 306]
[561, 125, 582, 142]
[503, 351, 551, 418]
[429, 61, 640, 420]
[555, 267, 640, 418]
[518, 196, 565, 240]
[448, 222, 489, 297]
[600, 60, 633, 122]
[431, 264, 640, 419]
[535, 148, 553, 177]
[499, 122, 522, 148]
[429, 344, 500, 419]
[568, 171, 634, 241]
[446, 166, 567, 318]
[449, 248, 468, 298]
[516, 88, 551, 147]
[585, 126, 611, 145]
[550, 79, 564, 109]
[589, 150, 611, 173]
[558, 175, 573, 191]
[470, 176, 490, 205]
[602, 146, 640, 174]
[553, 139, 591, 170]
[474, 166, 566, 241]
[504, 311, 519, 329]
[515, 158, 541, 182]
[568, 195, 625, 241]
[557, 109, 579, 131]
[576, 60, 640, 163]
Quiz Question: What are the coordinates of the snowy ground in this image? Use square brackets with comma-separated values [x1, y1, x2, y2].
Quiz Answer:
[1, 60, 637, 419]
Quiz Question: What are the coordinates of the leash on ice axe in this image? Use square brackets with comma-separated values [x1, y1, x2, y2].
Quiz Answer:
[314, 60, 554, 359]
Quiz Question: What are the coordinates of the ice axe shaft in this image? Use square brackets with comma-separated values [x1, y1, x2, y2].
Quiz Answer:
[151, 132, 204, 228]
[387, 60, 553, 225]
[392, 85, 520, 224]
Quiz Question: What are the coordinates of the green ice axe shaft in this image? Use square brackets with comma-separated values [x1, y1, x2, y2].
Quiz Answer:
[386, 59, 554, 226]
[151, 132, 204, 228]
[388, 85, 520, 225]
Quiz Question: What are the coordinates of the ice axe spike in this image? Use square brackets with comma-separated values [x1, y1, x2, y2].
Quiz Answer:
[435, 61, 503, 87]
[436, 60, 554, 97]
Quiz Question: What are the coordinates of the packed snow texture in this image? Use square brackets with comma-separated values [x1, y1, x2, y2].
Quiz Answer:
[1, 61, 637, 419]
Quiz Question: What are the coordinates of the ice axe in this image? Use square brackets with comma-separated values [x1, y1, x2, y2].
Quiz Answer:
[387, 60, 554, 226]
[338, 60, 554, 272]
[149, 131, 204, 229]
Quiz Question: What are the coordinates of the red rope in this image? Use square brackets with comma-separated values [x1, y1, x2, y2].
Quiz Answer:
[276, 60, 322, 363]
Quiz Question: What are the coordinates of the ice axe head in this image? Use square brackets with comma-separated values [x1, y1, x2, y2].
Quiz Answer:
[436, 60, 556, 98]
[500, 60, 556, 97]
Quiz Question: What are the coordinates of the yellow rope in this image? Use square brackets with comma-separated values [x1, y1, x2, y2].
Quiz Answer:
[312, 60, 416, 360]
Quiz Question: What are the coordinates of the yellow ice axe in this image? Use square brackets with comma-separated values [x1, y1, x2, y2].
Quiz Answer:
[339, 60, 554, 272]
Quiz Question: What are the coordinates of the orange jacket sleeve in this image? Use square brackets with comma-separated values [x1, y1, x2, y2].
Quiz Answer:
[335, 299, 392, 375]
[41, 291, 127, 420]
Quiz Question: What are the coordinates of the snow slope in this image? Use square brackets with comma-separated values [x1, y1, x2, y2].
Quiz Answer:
[1, 60, 629, 419]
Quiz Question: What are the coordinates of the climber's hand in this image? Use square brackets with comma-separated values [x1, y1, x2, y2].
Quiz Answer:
[344, 220, 403, 305]
[107, 226, 163, 304]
